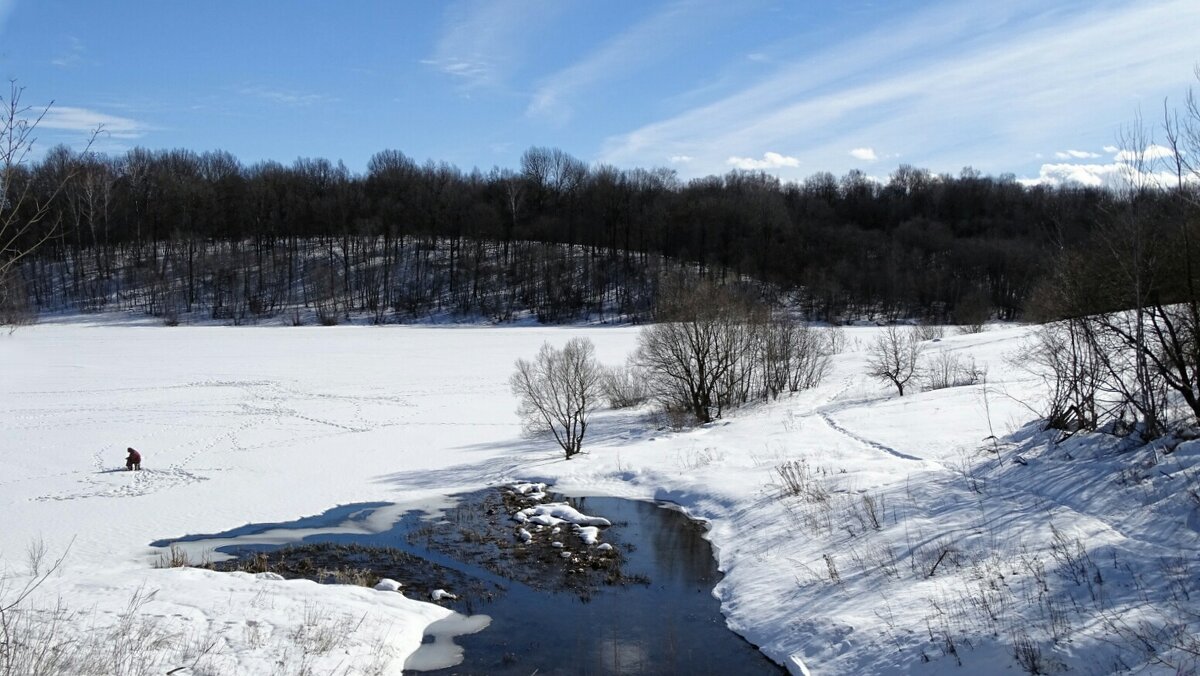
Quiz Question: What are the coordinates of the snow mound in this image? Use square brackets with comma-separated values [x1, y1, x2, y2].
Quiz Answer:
[575, 525, 601, 545]
[511, 482, 547, 499]
[517, 502, 612, 527]
[374, 578, 403, 592]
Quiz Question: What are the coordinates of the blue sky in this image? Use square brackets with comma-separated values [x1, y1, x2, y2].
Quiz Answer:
[1, 0, 1197, 185]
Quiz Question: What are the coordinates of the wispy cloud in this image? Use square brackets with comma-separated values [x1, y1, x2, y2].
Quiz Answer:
[600, 0, 1200, 178]
[727, 151, 799, 170]
[0, 0, 15, 35]
[240, 86, 335, 107]
[669, 155, 694, 164]
[425, 0, 557, 90]
[1054, 149, 1100, 159]
[850, 147, 878, 162]
[38, 106, 150, 139]
[527, 0, 746, 124]
[51, 36, 86, 68]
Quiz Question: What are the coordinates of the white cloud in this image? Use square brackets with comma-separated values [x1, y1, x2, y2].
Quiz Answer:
[240, 86, 334, 107]
[1021, 162, 1122, 187]
[1024, 141, 1190, 188]
[849, 147, 878, 161]
[37, 106, 150, 139]
[727, 151, 799, 170]
[1054, 149, 1100, 159]
[1020, 161, 1184, 189]
[669, 155, 694, 163]
[425, 0, 557, 89]
[599, 0, 1200, 178]
[1114, 143, 1175, 163]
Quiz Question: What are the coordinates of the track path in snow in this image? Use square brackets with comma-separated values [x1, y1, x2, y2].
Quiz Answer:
[805, 376, 932, 464]
[816, 410, 926, 463]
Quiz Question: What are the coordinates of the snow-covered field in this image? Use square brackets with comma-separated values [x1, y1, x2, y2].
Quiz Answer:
[2, 319, 1198, 674]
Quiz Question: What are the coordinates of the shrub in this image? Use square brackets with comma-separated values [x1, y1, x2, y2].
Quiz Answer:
[923, 351, 985, 390]
[915, 323, 945, 341]
[774, 459, 829, 503]
[636, 277, 835, 423]
[600, 359, 649, 409]
[760, 320, 833, 399]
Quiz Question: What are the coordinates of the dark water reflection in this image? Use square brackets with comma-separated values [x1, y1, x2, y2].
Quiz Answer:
[458, 494, 782, 676]
[154, 493, 782, 675]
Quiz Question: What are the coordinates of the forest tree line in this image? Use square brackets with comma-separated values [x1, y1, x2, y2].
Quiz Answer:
[0, 141, 1182, 325]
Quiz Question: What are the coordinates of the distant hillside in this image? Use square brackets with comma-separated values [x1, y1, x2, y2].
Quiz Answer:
[4, 145, 1152, 325]
[16, 236, 675, 326]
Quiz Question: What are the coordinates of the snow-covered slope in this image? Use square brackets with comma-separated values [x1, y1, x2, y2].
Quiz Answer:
[1, 320, 1197, 674]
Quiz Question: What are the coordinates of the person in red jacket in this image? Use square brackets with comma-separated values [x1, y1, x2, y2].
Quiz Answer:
[126, 447, 142, 471]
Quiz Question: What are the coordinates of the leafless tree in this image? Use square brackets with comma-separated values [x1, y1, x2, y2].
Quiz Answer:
[635, 278, 763, 423]
[1, 81, 97, 325]
[510, 337, 603, 459]
[866, 326, 924, 396]
[1022, 73, 1200, 437]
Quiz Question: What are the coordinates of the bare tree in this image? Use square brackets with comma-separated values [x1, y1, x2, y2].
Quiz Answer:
[635, 279, 763, 423]
[1029, 77, 1200, 437]
[1, 81, 96, 324]
[866, 326, 924, 396]
[510, 337, 603, 459]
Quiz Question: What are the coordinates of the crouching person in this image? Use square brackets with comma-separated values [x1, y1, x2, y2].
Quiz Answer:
[126, 447, 142, 471]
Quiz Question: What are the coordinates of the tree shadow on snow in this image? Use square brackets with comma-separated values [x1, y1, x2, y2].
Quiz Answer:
[372, 409, 656, 491]
[448, 407, 656, 457]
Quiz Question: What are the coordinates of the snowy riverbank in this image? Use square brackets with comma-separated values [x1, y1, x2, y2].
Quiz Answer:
[2, 320, 1197, 673]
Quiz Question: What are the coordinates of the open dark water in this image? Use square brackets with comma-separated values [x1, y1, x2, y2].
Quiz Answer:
[153, 492, 783, 675]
